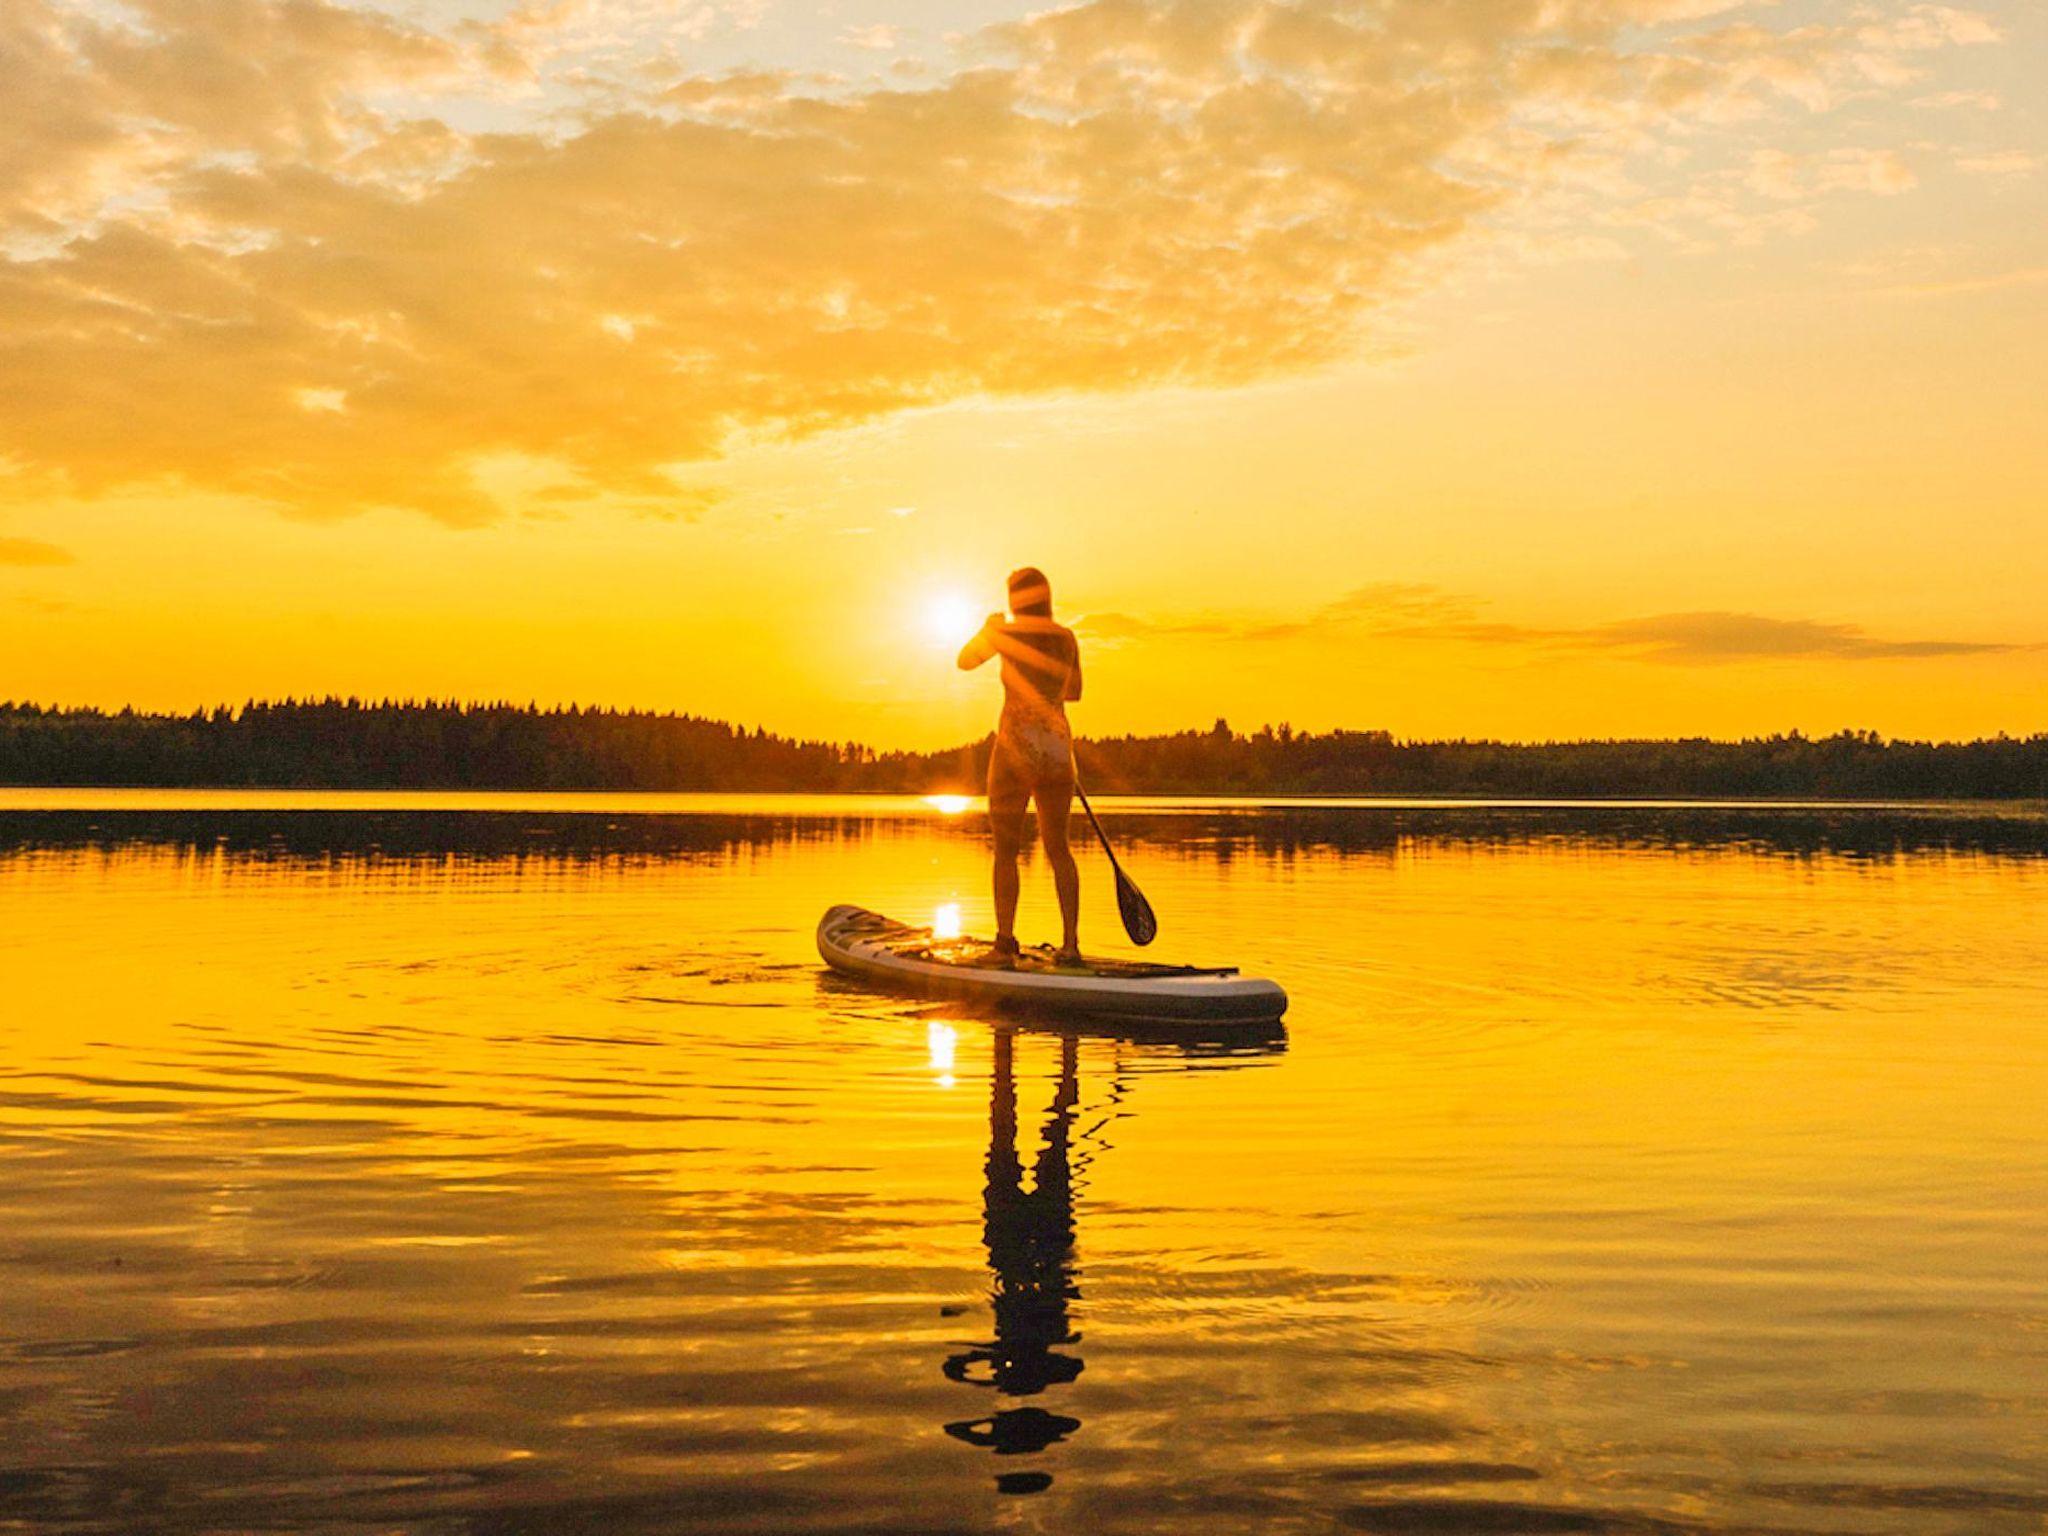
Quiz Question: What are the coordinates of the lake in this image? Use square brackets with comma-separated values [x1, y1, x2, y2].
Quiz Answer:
[2, 792, 2044, 1534]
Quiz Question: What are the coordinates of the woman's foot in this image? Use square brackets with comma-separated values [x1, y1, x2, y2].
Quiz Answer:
[1052, 945, 1085, 969]
[990, 933, 1021, 967]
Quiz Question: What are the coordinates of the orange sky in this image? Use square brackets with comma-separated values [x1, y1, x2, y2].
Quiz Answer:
[2, 0, 2043, 747]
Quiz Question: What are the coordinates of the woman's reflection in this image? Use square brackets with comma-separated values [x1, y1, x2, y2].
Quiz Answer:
[943, 1027, 1084, 1493]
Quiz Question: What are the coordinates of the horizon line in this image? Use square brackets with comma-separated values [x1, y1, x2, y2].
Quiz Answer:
[4, 697, 2042, 754]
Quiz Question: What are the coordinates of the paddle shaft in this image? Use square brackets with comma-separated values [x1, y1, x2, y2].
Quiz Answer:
[1072, 775, 1123, 879]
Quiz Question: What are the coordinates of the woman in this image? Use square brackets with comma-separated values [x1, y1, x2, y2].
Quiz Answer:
[956, 567, 1083, 965]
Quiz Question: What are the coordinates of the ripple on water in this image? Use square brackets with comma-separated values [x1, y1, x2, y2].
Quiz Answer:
[11, 1338, 146, 1361]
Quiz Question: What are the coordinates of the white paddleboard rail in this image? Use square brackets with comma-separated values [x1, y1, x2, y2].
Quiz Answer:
[816, 904, 1288, 1025]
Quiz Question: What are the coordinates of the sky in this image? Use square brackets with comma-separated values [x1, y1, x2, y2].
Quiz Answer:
[2, 0, 2043, 748]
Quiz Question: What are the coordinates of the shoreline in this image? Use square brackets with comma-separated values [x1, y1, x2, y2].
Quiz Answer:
[5, 785, 2045, 816]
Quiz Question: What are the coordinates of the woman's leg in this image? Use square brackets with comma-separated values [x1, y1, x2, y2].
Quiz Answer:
[1035, 778, 1080, 957]
[989, 750, 1030, 949]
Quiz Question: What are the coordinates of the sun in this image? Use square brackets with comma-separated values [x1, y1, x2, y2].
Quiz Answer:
[923, 591, 980, 648]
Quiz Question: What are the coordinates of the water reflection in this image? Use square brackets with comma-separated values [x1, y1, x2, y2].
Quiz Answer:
[2, 803, 2044, 1535]
[938, 1023, 1289, 1497]
[944, 1030, 1085, 1492]
[5, 798, 2048, 867]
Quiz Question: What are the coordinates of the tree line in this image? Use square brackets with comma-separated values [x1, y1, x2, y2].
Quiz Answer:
[2, 700, 2044, 799]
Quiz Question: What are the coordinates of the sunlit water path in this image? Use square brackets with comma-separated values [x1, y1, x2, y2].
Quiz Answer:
[2, 794, 2044, 1534]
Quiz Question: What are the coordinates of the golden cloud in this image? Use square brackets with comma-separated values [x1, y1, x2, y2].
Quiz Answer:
[0, 535, 76, 566]
[0, 0, 2007, 523]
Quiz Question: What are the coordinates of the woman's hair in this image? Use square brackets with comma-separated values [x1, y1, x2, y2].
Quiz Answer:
[1007, 566, 1053, 618]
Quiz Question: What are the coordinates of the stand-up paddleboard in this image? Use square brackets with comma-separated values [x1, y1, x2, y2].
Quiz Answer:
[817, 905, 1287, 1024]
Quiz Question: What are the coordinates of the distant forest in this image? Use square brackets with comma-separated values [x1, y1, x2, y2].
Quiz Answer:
[2, 699, 2045, 799]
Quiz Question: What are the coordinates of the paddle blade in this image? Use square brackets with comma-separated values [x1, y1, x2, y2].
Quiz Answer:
[1115, 867, 1158, 946]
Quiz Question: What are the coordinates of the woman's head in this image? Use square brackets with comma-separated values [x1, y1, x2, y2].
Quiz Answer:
[1007, 566, 1053, 618]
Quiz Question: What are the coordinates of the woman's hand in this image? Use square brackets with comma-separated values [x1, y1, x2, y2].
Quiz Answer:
[983, 612, 1006, 632]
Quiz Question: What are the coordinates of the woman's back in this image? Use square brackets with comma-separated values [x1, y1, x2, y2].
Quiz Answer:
[995, 618, 1079, 714]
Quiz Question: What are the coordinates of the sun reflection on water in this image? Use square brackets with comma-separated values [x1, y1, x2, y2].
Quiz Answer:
[926, 1021, 958, 1090]
[925, 794, 973, 816]
[933, 902, 962, 939]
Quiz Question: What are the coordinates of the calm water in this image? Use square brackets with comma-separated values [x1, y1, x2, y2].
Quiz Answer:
[2, 793, 2045, 1534]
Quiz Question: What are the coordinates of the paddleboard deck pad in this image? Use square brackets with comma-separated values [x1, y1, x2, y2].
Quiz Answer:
[817, 905, 1287, 1024]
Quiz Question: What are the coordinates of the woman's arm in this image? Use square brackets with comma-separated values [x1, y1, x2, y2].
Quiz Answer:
[957, 614, 1004, 671]
[1064, 635, 1083, 700]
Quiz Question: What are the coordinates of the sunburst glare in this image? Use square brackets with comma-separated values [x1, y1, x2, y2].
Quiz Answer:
[923, 592, 979, 648]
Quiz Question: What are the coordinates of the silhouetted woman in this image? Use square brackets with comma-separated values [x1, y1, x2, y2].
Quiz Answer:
[956, 567, 1083, 965]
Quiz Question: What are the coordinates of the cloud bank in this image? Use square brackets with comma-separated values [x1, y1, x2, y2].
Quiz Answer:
[0, 0, 2005, 521]
[1082, 584, 2023, 663]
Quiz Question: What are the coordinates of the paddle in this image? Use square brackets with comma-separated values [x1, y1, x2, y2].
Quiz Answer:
[1072, 770, 1158, 946]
